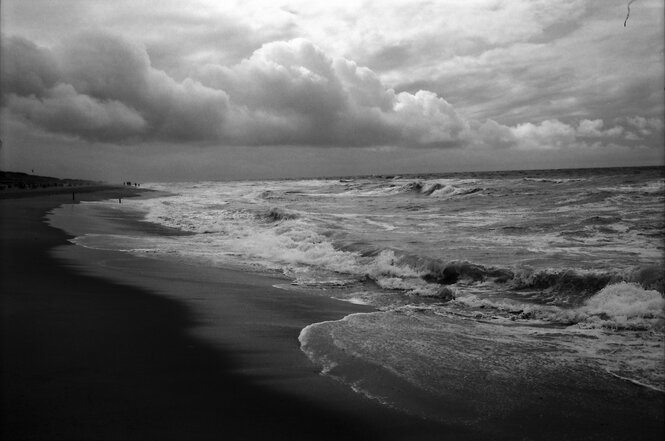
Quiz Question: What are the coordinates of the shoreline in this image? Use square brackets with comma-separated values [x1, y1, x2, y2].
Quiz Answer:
[0, 190, 455, 440]
[3, 188, 663, 440]
[0, 183, 142, 200]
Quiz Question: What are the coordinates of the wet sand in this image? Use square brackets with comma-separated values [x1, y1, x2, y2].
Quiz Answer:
[0, 189, 453, 440]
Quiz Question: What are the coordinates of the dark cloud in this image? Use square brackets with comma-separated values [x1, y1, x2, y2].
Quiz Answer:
[1, 36, 60, 98]
[56, 31, 152, 105]
[1, 0, 662, 181]
[2, 31, 231, 142]
[1, 28, 662, 154]
[143, 17, 297, 80]
[2, 32, 473, 148]
[8, 84, 147, 141]
[206, 39, 471, 147]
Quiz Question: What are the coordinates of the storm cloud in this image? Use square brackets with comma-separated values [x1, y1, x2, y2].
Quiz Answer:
[2, 32, 473, 147]
[2, 32, 231, 142]
[0, 0, 662, 181]
[5, 30, 660, 152]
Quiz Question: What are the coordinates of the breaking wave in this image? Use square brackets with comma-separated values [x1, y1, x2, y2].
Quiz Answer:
[259, 207, 299, 222]
[495, 282, 665, 330]
[397, 181, 483, 198]
[369, 252, 659, 294]
[331, 179, 483, 199]
[508, 268, 618, 298]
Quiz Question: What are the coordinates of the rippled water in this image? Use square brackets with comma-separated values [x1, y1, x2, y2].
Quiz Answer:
[58, 166, 665, 418]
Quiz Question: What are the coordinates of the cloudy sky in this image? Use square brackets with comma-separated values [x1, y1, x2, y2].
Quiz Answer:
[1, 0, 663, 181]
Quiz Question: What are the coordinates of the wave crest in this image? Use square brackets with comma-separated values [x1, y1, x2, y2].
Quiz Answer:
[402, 257, 664, 302]
[509, 268, 618, 297]
[420, 260, 512, 285]
[395, 180, 482, 198]
[583, 282, 665, 323]
[514, 282, 665, 330]
[260, 207, 299, 222]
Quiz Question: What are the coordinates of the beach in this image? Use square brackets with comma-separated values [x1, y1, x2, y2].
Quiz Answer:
[2, 1, 663, 438]
[1, 181, 664, 440]
[0, 188, 452, 440]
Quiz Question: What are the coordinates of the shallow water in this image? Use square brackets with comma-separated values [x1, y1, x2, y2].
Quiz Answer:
[51, 166, 665, 419]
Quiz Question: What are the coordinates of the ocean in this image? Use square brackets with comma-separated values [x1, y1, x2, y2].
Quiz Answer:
[52, 166, 664, 421]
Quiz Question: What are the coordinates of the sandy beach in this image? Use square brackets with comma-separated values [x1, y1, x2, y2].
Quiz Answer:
[0, 188, 455, 440]
[2, 186, 663, 440]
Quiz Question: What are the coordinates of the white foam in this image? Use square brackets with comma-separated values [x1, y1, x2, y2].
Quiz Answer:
[363, 218, 397, 231]
[599, 180, 665, 194]
[299, 306, 665, 417]
[129, 177, 664, 294]
[342, 297, 372, 305]
[461, 282, 665, 331]
[582, 282, 665, 325]
[523, 177, 586, 184]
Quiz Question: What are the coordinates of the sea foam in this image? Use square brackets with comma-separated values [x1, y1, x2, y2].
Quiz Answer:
[459, 282, 665, 331]
[580, 282, 664, 328]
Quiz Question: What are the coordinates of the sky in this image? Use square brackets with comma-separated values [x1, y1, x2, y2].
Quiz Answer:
[1, 0, 663, 182]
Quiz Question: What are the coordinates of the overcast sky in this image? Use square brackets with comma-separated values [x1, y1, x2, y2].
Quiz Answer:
[1, 0, 663, 181]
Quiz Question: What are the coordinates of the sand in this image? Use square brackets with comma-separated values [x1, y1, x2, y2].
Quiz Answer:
[0, 188, 455, 440]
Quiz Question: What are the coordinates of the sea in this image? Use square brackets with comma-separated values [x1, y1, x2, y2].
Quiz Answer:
[55, 166, 665, 420]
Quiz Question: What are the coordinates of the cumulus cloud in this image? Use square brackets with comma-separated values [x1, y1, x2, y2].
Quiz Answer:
[389, 91, 469, 147]
[509, 119, 577, 150]
[576, 119, 624, 138]
[2, 32, 474, 147]
[1, 30, 661, 152]
[473, 119, 518, 149]
[1, 36, 60, 99]
[201, 39, 350, 145]
[624, 116, 664, 137]
[58, 31, 231, 141]
[2, 31, 230, 142]
[8, 83, 146, 141]
[491, 116, 662, 151]
[209, 39, 472, 147]
[194, 38, 473, 147]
